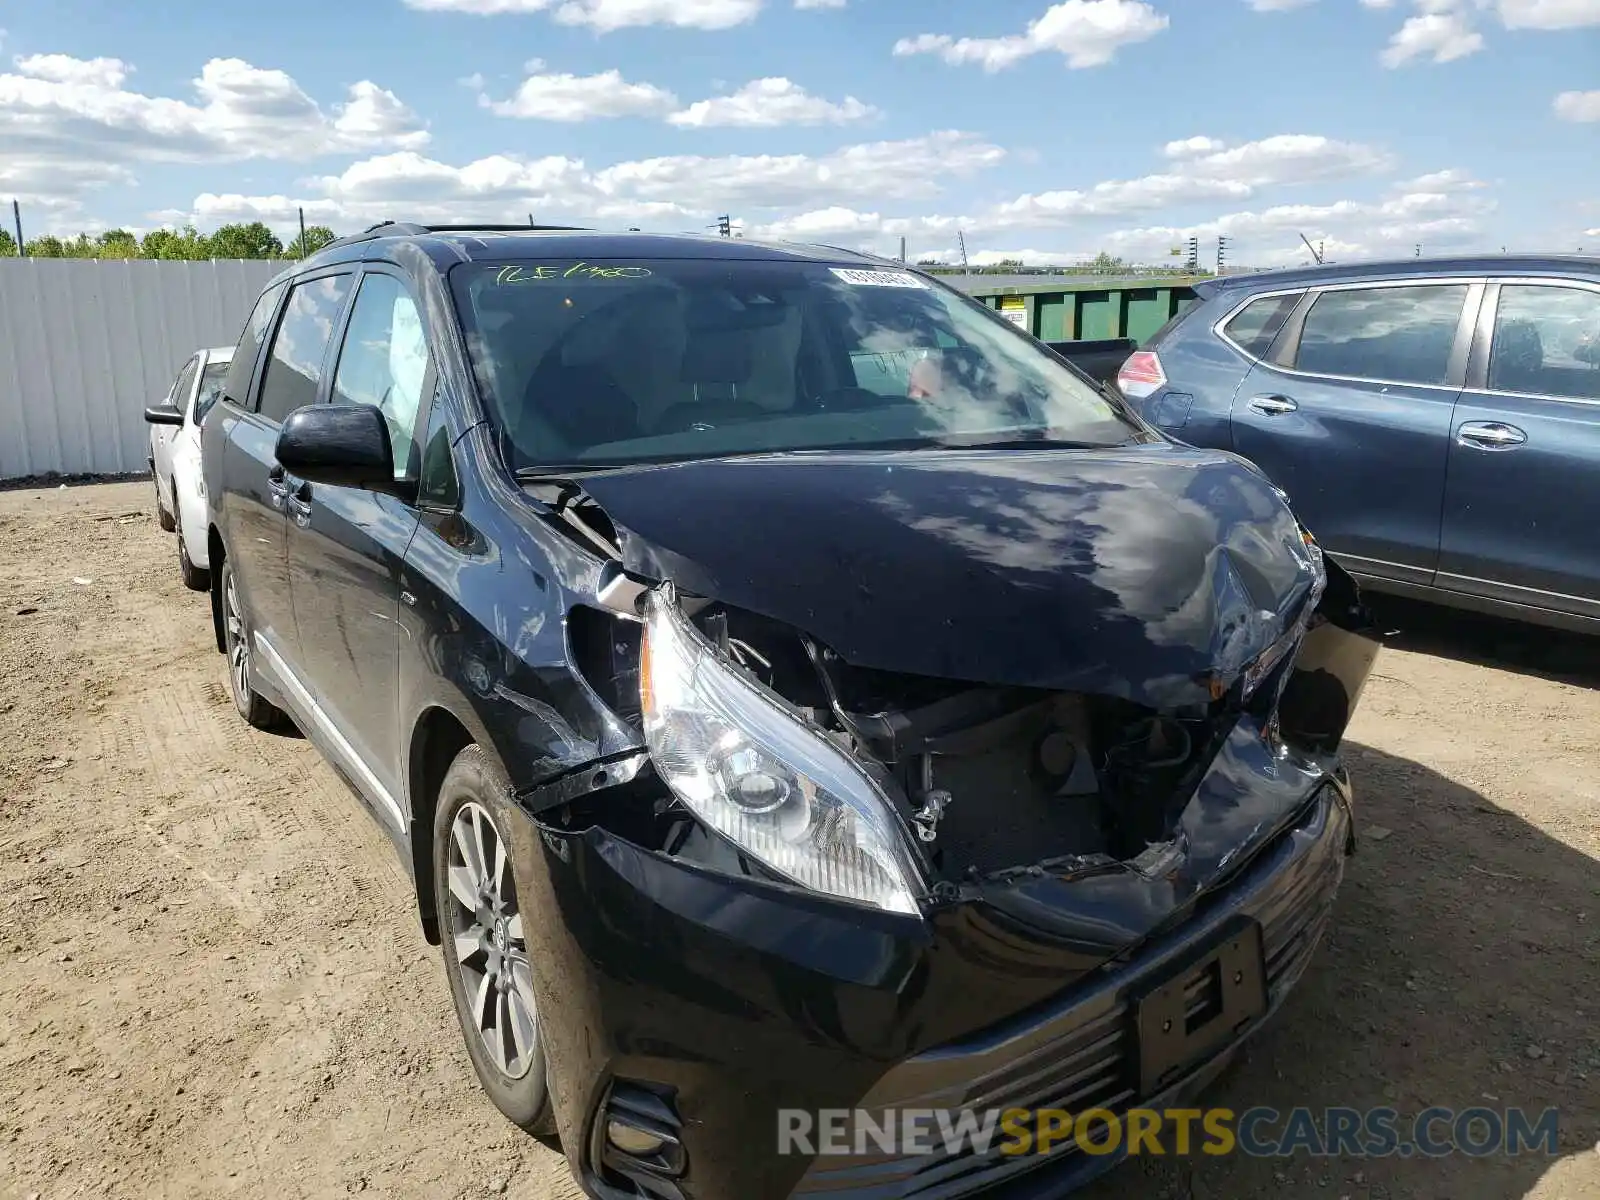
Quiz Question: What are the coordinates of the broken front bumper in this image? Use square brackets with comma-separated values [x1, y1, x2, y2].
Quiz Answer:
[505, 723, 1355, 1200]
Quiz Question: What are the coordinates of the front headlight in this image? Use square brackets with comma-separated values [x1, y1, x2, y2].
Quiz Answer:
[640, 587, 923, 915]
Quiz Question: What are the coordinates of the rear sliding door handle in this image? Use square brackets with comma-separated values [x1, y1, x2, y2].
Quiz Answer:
[1457, 421, 1526, 450]
[1248, 394, 1298, 416]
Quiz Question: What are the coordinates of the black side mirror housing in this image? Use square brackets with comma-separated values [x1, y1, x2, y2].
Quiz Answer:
[144, 404, 184, 427]
[276, 404, 408, 496]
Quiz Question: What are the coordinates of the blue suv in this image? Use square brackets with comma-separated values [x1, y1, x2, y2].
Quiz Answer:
[1118, 256, 1600, 634]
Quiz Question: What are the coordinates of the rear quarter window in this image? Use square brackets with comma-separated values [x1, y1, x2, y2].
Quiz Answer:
[1221, 291, 1305, 357]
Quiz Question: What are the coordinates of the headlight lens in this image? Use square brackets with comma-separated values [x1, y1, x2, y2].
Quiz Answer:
[640, 587, 923, 914]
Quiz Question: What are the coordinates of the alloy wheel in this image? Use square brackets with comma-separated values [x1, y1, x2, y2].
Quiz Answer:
[224, 574, 250, 704]
[446, 801, 538, 1080]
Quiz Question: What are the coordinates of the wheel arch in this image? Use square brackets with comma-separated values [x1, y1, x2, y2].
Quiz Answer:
[407, 704, 478, 945]
[207, 528, 227, 653]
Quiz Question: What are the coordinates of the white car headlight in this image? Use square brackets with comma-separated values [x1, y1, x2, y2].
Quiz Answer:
[640, 587, 923, 915]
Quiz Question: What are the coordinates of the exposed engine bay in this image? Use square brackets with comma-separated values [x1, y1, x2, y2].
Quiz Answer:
[562, 592, 1314, 890]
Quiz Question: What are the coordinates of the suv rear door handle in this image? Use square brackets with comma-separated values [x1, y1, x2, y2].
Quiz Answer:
[1248, 394, 1298, 416]
[1457, 421, 1526, 450]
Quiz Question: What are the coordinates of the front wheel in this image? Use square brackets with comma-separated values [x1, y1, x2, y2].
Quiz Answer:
[433, 745, 554, 1135]
[220, 560, 284, 729]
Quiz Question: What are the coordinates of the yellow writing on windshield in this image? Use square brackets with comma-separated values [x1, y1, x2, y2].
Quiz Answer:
[494, 263, 652, 284]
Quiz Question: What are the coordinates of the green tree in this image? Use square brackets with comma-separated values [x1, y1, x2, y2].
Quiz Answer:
[59, 234, 99, 258]
[285, 225, 337, 259]
[1088, 251, 1128, 273]
[142, 226, 211, 260]
[0, 229, 15, 257]
[24, 235, 65, 258]
[206, 221, 283, 259]
[96, 229, 139, 258]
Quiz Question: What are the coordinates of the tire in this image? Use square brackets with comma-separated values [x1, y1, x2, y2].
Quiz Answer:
[219, 559, 285, 730]
[155, 474, 176, 532]
[176, 495, 210, 592]
[433, 745, 554, 1135]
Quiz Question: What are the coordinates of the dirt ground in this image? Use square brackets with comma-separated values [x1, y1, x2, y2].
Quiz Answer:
[0, 480, 1596, 1200]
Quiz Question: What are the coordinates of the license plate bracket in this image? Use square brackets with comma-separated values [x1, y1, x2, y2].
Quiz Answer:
[1134, 918, 1267, 1095]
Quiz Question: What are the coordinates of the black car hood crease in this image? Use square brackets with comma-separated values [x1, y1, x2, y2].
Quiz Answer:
[571, 444, 1321, 710]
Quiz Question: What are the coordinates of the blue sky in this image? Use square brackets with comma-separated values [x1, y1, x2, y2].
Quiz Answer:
[1, 0, 1596, 266]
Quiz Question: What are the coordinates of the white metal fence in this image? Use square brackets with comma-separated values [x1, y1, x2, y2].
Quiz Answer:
[0, 258, 283, 480]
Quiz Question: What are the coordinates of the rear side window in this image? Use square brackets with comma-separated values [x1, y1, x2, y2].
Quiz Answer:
[256, 275, 355, 424]
[222, 283, 284, 408]
[1489, 284, 1600, 400]
[1222, 292, 1303, 357]
[1293, 284, 1468, 386]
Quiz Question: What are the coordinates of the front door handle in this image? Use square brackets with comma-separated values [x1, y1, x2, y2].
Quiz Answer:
[287, 478, 313, 526]
[266, 463, 289, 508]
[1248, 394, 1298, 416]
[1457, 421, 1526, 450]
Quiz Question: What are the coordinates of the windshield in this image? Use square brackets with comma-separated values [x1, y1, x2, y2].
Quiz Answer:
[448, 258, 1134, 471]
[194, 361, 229, 425]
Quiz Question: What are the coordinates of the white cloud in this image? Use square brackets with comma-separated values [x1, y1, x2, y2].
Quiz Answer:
[0, 53, 427, 165]
[1246, 0, 1314, 10]
[180, 131, 1006, 235]
[667, 77, 875, 127]
[12, 53, 130, 88]
[795, 0, 845, 7]
[1372, 0, 1599, 66]
[401, 0, 763, 29]
[1380, 8, 1485, 65]
[482, 69, 678, 120]
[1554, 88, 1600, 120]
[1163, 135, 1228, 157]
[1496, 0, 1600, 28]
[992, 134, 1392, 225]
[1586, 227, 1600, 237]
[0, 52, 428, 228]
[893, 0, 1168, 71]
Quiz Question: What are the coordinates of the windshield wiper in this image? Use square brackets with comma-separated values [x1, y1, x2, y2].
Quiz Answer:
[513, 463, 631, 481]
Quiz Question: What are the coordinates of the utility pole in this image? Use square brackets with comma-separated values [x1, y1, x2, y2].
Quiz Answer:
[1298, 233, 1324, 265]
[11, 200, 21, 255]
[298, 207, 307, 257]
[1184, 236, 1199, 272]
[1414, 243, 1422, 257]
[899, 236, 907, 263]
[715, 215, 732, 237]
[1216, 235, 1229, 275]
[957, 230, 970, 275]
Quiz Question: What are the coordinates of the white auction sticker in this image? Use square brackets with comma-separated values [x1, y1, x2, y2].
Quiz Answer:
[830, 268, 928, 289]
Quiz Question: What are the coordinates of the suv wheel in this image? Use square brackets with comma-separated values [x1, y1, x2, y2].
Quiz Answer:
[220, 560, 284, 729]
[155, 475, 176, 532]
[434, 745, 554, 1134]
[176, 492, 210, 592]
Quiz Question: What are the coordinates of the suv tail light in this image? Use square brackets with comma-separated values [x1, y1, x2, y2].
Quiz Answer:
[1116, 351, 1166, 399]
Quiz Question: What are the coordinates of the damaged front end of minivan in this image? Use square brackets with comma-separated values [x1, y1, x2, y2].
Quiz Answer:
[505, 449, 1380, 1200]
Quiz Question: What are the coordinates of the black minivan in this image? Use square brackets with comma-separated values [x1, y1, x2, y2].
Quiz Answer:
[201, 224, 1379, 1200]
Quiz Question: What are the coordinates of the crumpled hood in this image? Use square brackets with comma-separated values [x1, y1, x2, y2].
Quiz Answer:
[577, 444, 1322, 709]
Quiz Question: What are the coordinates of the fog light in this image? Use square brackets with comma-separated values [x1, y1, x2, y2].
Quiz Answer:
[606, 1119, 667, 1158]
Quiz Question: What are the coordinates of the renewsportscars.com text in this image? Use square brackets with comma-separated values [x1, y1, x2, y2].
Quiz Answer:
[777, 1106, 1561, 1159]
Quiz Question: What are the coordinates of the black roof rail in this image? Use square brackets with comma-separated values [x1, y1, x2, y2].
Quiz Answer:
[422, 223, 591, 233]
[313, 220, 592, 257]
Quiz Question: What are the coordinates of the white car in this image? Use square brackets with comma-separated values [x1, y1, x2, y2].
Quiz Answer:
[145, 347, 233, 590]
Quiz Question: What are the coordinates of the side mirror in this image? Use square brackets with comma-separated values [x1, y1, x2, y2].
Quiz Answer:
[276, 404, 403, 493]
[144, 404, 184, 427]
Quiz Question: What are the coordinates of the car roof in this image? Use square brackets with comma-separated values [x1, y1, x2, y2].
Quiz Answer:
[288, 223, 901, 278]
[1200, 253, 1600, 299]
